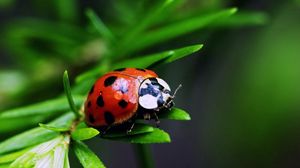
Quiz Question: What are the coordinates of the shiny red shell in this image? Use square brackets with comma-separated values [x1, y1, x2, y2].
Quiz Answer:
[84, 68, 158, 127]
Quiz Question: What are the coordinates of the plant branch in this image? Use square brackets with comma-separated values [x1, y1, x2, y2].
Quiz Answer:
[134, 144, 154, 168]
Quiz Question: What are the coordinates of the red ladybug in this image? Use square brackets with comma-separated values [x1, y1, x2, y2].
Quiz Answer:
[84, 68, 180, 131]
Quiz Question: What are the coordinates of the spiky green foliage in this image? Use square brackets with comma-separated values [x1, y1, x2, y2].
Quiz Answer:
[0, 0, 268, 167]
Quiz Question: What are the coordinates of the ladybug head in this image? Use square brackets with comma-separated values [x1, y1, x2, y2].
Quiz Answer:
[138, 77, 181, 111]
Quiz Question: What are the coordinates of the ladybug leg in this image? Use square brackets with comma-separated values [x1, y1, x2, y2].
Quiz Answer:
[101, 125, 112, 135]
[126, 122, 135, 134]
[153, 112, 160, 127]
[143, 113, 151, 120]
[126, 113, 139, 134]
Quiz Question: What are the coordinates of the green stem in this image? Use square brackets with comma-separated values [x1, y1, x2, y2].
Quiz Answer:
[134, 144, 154, 168]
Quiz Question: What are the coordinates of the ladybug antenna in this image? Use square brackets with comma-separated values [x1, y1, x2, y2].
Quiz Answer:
[172, 84, 182, 98]
[163, 84, 182, 109]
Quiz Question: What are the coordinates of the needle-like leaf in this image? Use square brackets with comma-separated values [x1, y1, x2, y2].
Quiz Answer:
[0, 96, 84, 119]
[63, 70, 80, 118]
[116, 7, 236, 56]
[86, 9, 115, 42]
[159, 108, 191, 120]
[106, 128, 171, 144]
[76, 44, 203, 85]
[39, 123, 70, 132]
[0, 113, 75, 155]
[0, 95, 84, 133]
[72, 140, 105, 168]
[0, 148, 31, 164]
[102, 124, 154, 138]
[71, 128, 100, 141]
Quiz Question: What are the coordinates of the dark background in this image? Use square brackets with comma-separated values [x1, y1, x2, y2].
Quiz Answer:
[1, 0, 300, 167]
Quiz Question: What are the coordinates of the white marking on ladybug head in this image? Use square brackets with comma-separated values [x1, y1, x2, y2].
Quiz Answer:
[138, 77, 173, 110]
[139, 94, 159, 109]
[157, 78, 171, 91]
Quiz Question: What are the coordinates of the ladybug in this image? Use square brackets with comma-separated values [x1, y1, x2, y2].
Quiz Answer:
[84, 68, 181, 132]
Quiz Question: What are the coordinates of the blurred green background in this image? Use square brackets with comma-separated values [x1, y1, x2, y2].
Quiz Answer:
[1, 0, 300, 167]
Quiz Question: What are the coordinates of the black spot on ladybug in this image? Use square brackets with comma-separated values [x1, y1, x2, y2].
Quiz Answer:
[114, 68, 126, 71]
[104, 111, 115, 125]
[136, 68, 146, 72]
[118, 99, 128, 108]
[87, 101, 92, 108]
[89, 114, 95, 123]
[104, 76, 117, 87]
[89, 85, 94, 94]
[96, 95, 104, 107]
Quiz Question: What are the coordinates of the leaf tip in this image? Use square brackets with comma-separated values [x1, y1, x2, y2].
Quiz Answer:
[229, 7, 238, 15]
[195, 44, 204, 51]
[71, 128, 100, 141]
[165, 0, 174, 5]
[63, 70, 68, 75]
[63, 70, 70, 83]
[185, 114, 191, 120]
[165, 134, 171, 143]
[85, 8, 93, 16]
[168, 50, 175, 55]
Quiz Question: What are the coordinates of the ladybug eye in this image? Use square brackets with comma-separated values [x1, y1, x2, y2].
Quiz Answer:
[163, 89, 170, 94]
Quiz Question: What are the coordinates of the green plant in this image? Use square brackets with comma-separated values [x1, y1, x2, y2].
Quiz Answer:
[0, 44, 198, 168]
[0, 0, 268, 167]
